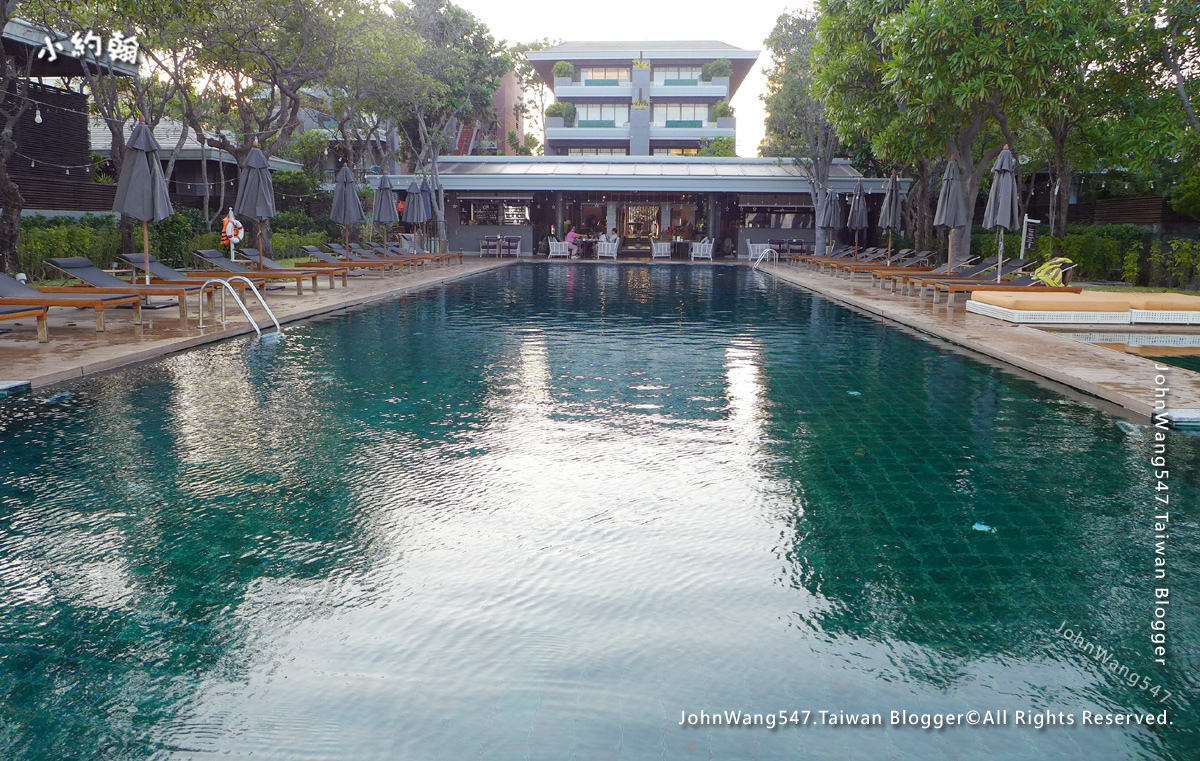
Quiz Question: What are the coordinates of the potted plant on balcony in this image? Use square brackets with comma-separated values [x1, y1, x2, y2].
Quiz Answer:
[552, 61, 575, 89]
[712, 99, 735, 129]
[700, 58, 733, 89]
[545, 101, 576, 128]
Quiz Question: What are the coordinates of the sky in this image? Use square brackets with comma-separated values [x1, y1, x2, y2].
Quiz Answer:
[452, 0, 810, 157]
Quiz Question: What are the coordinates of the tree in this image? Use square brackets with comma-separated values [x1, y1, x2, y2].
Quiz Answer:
[506, 130, 540, 156]
[152, 0, 356, 253]
[0, 0, 33, 274]
[698, 137, 736, 157]
[396, 0, 511, 249]
[764, 9, 841, 257]
[510, 38, 558, 142]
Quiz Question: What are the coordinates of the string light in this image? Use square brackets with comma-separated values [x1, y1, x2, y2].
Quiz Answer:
[33, 108, 42, 124]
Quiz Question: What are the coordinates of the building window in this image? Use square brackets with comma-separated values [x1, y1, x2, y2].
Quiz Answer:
[460, 200, 531, 226]
[568, 147, 629, 155]
[580, 67, 630, 84]
[652, 148, 699, 156]
[739, 207, 815, 229]
[577, 103, 629, 127]
[653, 66, 702, 85]
[653, 103, 708, 127]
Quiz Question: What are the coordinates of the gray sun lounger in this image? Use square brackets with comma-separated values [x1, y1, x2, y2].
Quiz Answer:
[192, 250, 320, 295]
[239, 248, 351, 287]
[44, 256, 216, 322]
[0, 302, 48, 341]
[0, 272, 141, 332]
[299, 246, 395, 276]
[119, 253, 273, 293]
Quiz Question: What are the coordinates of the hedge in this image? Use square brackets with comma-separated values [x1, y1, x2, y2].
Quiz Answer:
[19, 224, 122, 279]
[969, 223, 1151, 281]
[188, 230, 328, 260]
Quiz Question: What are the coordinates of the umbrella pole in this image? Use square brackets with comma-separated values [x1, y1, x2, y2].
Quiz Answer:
[947, 228, 955, 272]
[344, 224, 350, 254]
[997, 230, 1004, 283]
[258, 226, 264, 270]
[142, 221, 150, 285]
[887, 229, 893, 266]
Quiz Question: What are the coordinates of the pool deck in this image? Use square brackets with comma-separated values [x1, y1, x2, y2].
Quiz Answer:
[0, 257, 517, 391]
[761, 262, 1200, 421]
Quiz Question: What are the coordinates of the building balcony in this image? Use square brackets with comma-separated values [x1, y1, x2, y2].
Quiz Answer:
[551, 79, 634, 99]
[648, 78, 729, 99]
[545, 122, 632, 142]
[648, 120, 734, 141]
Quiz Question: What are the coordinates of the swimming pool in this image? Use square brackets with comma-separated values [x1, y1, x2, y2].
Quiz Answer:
[1, 263, 1196, 760]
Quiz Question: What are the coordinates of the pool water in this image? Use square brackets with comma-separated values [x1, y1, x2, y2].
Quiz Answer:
[1, 263, 1197, 760]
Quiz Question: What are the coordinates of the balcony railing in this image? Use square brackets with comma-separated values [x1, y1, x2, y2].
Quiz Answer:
[583, 79, 621, 86]
[664, 119, 704, 128]
[661, 78, 699, 86]
[578, 119, 618, 128]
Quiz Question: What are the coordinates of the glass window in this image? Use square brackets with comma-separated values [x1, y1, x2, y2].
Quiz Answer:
[459, 200, 532, 226]
[652, 148, 699, 156]
[580, 67, 630, 83]
[739, 207, 814, 229]
[577, 103, 629, 126]
[653, 66, 702, 84]
[652, 103, 708, 126]
[568, 147, 629, 155]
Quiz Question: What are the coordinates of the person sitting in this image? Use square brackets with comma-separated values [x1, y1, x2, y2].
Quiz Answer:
[565, 225, 580, 258]
[605, 227, 620, 244]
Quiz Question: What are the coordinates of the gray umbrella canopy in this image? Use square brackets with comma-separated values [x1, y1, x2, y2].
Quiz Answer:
[112, 122, 172, 223]
[982, 148, 1019, 231]
[112, 121, 172, 283]
[402, 180, 430, 224]
[234, 147, 276, 222]
[933, 157, 969, 229]
[878, 173, 902, 230]
[372, 175, 399, 225]
[330, 166, 365, 226]
[934, 157, 970, 270]
[419, 179, 433, 220]
[982, 147, 1021, 282]
[847, 180, 869, 230]
[816, 188, 841, 231]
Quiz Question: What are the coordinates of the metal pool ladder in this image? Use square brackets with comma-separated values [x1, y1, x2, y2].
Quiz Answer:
[197, 276, 282, 340]
[752, 246, 779, 270]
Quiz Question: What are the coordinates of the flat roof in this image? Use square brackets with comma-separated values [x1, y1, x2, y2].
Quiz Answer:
[527, 40, 759, 95]
[91, 117, 302, 171]
[374, 156, 905, 195]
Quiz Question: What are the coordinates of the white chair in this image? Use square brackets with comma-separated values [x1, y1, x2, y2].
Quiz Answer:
[690, 237, 714, 261]
[651, 239, 672, 260]
[479, 236, 499, 257]
[596, 237, 620, 259]
[548, 241, 571, 259]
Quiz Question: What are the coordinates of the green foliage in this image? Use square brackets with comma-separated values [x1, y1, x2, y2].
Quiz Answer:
[631, 98, 649, 110]
[1160, 237, 1200, 287]
[268, 231, 329, 259]
[18, 219, 122, 279]
[711, 100, 734, 119]
[1123, 243, 1143, 284]
[546, 101, 576, 126]
[552, 60, 575, 79]
[278, 130, 329, 175]
[698, 137, 737, 157]
[273, 207, 322, 234]
[506, 130, 541, 156]
[272, 169, 323, 209]
[701, 58, 732, 81]
[632, 59, 649, 69]
[969, 223, 1151, 281]
[1168, 167, 1200, 219]
[151, 210, 208, 268]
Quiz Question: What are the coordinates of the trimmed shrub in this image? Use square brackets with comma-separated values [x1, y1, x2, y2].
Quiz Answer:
[969, 223, 1151, 281]
[711, 100, 735, 119]
[552, 61, 575, 79]
[19, 223, 121, 279]
[545, 101, 576, 127]
[701, 58, 733, 81]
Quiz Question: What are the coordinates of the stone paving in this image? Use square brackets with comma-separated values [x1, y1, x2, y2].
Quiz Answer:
[761, 262, 1200, 420]
[0, 257, 516, 389]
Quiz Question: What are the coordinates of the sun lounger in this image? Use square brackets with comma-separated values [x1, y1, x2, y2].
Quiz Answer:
[119, 253, 272, 295]
[921, 266, 1079, 306]
[829, 249, 918, 276]
[886, 257, 998, 295]
[836, 250, 931, 278]
[348, 243, 429, 269]
[298, 245, 395, 276]
[911, 259, 1034, 301]
[238, 249, 347, 288]
[966, 291, 1133, 324]
[869, 256, 971, 292]
[192, 250, 320, 295]
[44, 256, 216, 322]
[0, 303, 48, 341]
[380, 242, 462, 265]
[0, 271, 140, 332]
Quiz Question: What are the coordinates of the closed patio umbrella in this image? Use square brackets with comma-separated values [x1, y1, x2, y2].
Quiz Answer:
[419, 179, 434, 251]
[233, 144, 276, 269]
[878, 172, 902, 264]
[112, 119, 172, 284]
[982, 146, 1020, 283]
[816, 188, 842, 256]
[402, 179, 430, 252]
[933, 156, 969, 271]
[371, 175, 399, 246]
[330, 165, 365, 253]
[847, 179, 869, 257]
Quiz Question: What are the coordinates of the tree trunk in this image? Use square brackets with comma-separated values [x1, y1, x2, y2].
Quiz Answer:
[0, 143, 22, 275]
[1050, 130, 1072, 258]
